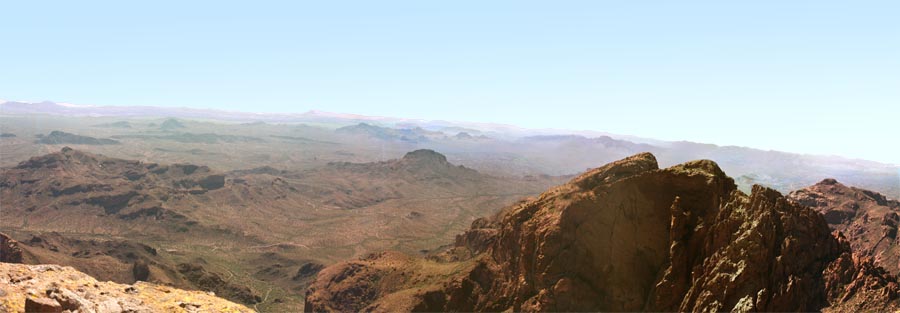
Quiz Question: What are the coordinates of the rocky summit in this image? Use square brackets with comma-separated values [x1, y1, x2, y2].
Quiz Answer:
[789, 179, 900, 274]
[305, 153, 900, 312]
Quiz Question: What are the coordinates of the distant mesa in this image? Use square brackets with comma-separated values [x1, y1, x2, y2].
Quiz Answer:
[241, 121, 267, 126]
[270, 135, 337, 145]
[335, 123, 395, 139]
[35, 131, 119, 145]
[453, 132, 489, 140]
[0, 133, 16, 138]
[336, 123, 441, 143]
[93, 121, 132, 128]
[114, 132, 263, 144]
[159, 118, 185, 130]
[521, 134, 653, 151]
[402, 149, 449, 164]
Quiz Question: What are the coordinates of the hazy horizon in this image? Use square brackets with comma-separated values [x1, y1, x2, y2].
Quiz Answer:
[2, 1, 897, 164]
[3, 98, 898, 167]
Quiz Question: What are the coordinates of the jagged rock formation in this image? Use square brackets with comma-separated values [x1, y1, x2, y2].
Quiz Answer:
[35, 130, 119, 145]
[305, 153, 900, 312]
[789, 179, 900, 274]
[0, 262, 252, 313]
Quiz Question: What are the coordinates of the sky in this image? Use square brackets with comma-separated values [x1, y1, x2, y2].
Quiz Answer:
[1, 1, 898, 164]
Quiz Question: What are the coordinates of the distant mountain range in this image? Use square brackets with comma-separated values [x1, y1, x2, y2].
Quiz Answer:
[2, 99, 898, 199]
[0, 100, 648, 141]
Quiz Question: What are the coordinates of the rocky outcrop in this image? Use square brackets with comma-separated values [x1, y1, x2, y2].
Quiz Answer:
[1, 233, 24, 263]
[820, 233, 900, 312]
[133, 259, 150, 281]
[789, 179, 900, 274]
[0, 262, 252, 312]
[177, 263, 262, 304]
[650, 185, 839, 312]
[305, 153, 900, 312]
[293, 262, 325, 281]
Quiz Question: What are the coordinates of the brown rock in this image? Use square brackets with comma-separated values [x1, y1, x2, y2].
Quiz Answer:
[1, 262, 252, 312]
[24, 297, 62, 313]
[132, 259, 150, 281]
[789, 179, 900, 274]
[1, 232, 24, 263]
[46, 287, 92, 311]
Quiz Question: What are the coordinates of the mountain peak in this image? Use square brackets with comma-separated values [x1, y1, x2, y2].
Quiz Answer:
[571, 152, 658, 190]
[402, 149, 448, 164]
[159, 118, 185, 130]
[307, 153, 891, 312]
[15, 148, 99, 170]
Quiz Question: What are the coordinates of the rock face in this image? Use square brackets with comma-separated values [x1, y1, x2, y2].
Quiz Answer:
[305, 153, 900, 312]
[789, 179, 900, 275]
[0, 262, 252, 313]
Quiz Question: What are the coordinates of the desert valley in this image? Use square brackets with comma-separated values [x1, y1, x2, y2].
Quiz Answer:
[4, 1, 898, 311]
[0, 100, 898, 311]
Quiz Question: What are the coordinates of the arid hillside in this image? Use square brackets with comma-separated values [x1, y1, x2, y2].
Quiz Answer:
[306, 153, 900, 312]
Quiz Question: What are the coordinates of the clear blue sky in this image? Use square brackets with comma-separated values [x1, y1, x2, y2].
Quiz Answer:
[2, 1, 898, 164]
